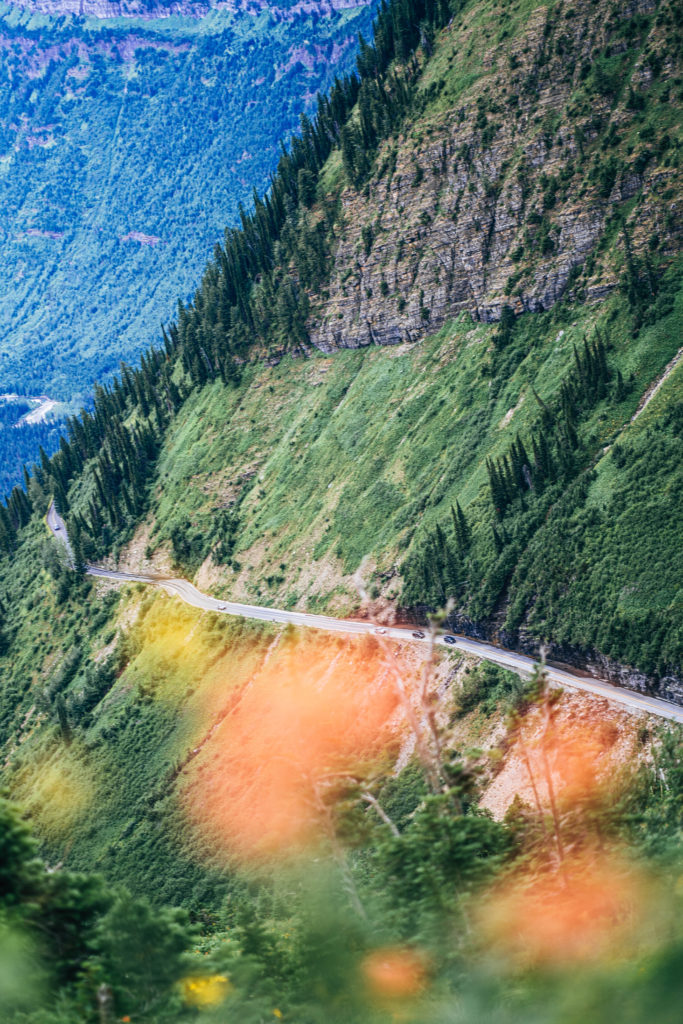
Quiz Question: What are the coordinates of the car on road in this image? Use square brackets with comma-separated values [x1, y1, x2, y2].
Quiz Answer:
[217, 603, 228, 611]
[412, 630, 426, 639]
[373, 627, 388, 635]
[443, 635, 457, 645]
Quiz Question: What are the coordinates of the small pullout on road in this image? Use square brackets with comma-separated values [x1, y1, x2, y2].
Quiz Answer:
[46, 502, 683, 725]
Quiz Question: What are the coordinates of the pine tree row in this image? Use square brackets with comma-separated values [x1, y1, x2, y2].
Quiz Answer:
[402, 501, 471, 608]
[401, 327, 614, 613]
[488, 329, 611, 518]
[174, 0, 461, 383]
[0, 0, 460, 557]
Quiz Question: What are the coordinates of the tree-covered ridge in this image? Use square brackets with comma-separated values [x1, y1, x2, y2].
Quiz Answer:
[1, 0, 674, 685]
[0, 0, 456, 546]
[175, 0, 458, 368]
[0, 0, 377, 398]
[171, 0, 682, 363]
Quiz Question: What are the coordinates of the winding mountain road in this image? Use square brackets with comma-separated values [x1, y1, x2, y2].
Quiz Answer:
[46, 500, 74, 566]
[47, 503, 683, 724]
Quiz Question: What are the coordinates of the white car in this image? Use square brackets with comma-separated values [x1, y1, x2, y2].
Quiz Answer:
[217, 603, 228, 611]
[373, 627, 388, 635]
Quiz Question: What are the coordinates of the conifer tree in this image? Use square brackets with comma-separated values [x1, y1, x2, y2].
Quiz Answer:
[54, 693, 72, 745]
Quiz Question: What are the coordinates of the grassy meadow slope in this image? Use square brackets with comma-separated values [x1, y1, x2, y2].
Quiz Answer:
[116, 275, 682, 691]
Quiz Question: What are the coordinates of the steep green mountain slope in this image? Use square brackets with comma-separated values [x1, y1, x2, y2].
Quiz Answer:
[0, 0, 678, 710]
[142, 281, 682, 691]
[22, 0, 674, 692]
[0, 1, 681, 1021]
[0, 0, 376, 400]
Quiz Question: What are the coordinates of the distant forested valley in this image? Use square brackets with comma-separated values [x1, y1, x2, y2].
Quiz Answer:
[0, 0, 376, 493]
[0, 400, 62, 499]
[0, 0, 377, 399]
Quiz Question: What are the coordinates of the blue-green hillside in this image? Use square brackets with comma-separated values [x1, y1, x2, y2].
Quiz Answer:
[0, 0, 377, 400]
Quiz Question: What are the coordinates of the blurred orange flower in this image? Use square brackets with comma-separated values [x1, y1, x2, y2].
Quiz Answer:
[480, 850, 648, 965]
[183, 634, 398, 860]
[362, 946, 428, 1000]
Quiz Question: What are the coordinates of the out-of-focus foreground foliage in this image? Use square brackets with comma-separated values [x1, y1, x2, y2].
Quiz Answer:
[2, 660, 682, 1024]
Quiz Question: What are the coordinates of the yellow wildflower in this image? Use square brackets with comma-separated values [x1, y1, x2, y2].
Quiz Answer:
[179, 974, 232, 1008]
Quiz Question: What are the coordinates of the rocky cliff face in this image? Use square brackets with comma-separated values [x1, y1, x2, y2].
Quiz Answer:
[309, 0, 680, 351]
[7, 0, 369, 21]
[451, 615, 683, 707]
[404, 598, 683, 705]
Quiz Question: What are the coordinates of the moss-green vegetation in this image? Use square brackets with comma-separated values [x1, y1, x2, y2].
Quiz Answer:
[133, 268, 682, 678]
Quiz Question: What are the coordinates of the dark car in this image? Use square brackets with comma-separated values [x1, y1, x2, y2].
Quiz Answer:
[443, 635, 457, 646]
[412, 630, 426, 639]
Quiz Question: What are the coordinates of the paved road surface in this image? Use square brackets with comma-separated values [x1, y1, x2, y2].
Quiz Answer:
[47, 501, 74, 567]
[47, 504, 683, 724]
